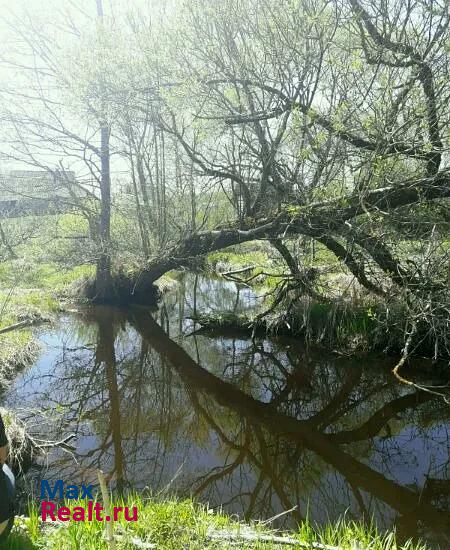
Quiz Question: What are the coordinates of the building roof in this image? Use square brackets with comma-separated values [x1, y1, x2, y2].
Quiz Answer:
[0, 170, 75, 201]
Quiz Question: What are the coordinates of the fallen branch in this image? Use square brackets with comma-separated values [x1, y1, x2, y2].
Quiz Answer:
[207, 530, 356, 549]
[31, 433, 76, 450]
[392, 324, 450, 403]
[187, 313, 262, 333]
[221, 265, 256, 276]
[0, 318, 46, 335]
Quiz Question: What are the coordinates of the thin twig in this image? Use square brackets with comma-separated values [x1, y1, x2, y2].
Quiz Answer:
[98, 469, 117, 550]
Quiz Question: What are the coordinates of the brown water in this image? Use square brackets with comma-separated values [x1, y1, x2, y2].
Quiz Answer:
[4, 273, 450, 546]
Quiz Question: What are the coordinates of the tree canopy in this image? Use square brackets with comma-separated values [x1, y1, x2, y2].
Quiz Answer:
[0, 0, 449, 357]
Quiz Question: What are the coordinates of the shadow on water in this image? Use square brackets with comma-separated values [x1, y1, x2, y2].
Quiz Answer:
[4, 273, 450, 546]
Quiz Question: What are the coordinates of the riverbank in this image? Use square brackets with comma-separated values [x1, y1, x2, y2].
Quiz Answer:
[0, 301, 53, 392]
[1, 276, 448, 549]
[0, 259, 180, 387]
[203, 244, 449, 359]
[0, 262, 79, 390]
[0, 224, 446, 365]
[4, 497, 428, 549]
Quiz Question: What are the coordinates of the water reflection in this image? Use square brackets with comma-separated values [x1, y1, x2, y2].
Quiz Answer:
[4, 274, 450, 545]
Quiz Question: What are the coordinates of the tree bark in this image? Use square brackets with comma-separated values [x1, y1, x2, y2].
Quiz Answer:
[95, 125, 114, 302]
[94, 0, 114, 303]
[142, 171, 450, 285]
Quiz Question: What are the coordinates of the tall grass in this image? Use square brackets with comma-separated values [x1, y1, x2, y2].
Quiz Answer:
[2, 497, 429, 549]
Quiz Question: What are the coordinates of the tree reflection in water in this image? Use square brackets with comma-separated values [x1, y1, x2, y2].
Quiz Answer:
[4, 280, 450, 546]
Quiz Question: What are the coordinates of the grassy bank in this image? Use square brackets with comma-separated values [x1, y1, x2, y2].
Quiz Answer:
[0, 257, 175, 389]
[0, 328, 38, 390]
[0, 261, 97, 424]
[0, 262, 78, 389]
[203, 244, 447, 358]
[4, 497, 427, 550]
[0, 407, 34, 472]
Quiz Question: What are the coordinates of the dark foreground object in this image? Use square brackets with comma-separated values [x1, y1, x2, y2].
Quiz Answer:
[81, 271, 161, 306]
[0, 464, 15, 545]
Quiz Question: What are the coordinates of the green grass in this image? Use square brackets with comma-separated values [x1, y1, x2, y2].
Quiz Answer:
[207, 248, 281, 290]
[2, 497, 428, 549]
[0, 262, 79, 385]
[0, 289, 44, 386]
[0, 262, 94, 294]
[208, 249, 271, 270]
[0, 329, 36, 375]
[0, 259, 93, 382]
[0, 279, 61, 381]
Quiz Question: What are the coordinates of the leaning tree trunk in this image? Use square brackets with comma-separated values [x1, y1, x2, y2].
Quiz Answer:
[142, 171, 450, 285]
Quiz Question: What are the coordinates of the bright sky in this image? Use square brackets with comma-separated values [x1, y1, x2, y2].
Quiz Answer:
[0, 0, 173, 180]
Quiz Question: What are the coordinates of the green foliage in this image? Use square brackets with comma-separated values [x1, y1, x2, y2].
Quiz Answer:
[2, 497, 427, 549]
[0, 328, 37, 389]
[207, 250, 269, 270]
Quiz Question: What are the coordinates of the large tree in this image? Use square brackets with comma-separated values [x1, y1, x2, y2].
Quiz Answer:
[140, 0, 450, 356]
[0, 1, 122, 301]
[0, 0, 448, 352]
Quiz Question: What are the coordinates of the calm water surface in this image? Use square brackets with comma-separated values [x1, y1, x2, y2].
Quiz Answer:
[4, 273, 450, 546]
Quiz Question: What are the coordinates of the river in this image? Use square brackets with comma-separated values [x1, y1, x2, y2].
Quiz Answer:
[4, 273, 450, 546]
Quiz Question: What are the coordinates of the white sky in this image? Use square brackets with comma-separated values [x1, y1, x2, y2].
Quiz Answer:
[0, 0, 175, 182]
